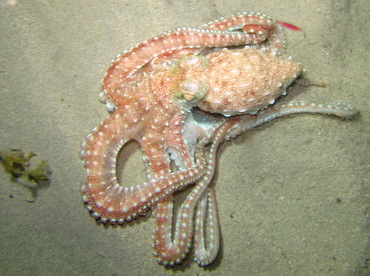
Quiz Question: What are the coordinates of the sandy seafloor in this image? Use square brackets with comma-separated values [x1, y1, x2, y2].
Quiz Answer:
[0, 0, 369, 275]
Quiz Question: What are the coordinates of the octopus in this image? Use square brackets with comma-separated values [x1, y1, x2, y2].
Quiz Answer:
[80, 12, 357, 266]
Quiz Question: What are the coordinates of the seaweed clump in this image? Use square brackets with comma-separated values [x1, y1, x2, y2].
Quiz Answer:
[0, 149, 51, 202]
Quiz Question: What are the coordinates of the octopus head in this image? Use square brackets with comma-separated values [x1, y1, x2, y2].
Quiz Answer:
[176, 47, 301, 116]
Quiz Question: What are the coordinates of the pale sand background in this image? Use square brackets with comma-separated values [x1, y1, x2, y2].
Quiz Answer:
[0, 1, 368, 275]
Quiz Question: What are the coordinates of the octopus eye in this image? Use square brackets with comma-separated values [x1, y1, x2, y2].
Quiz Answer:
[177, 79, 208, 104]
[181, 80, 200, 93]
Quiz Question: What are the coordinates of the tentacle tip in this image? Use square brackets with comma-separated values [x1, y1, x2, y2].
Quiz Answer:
[329, 102, 359, 118]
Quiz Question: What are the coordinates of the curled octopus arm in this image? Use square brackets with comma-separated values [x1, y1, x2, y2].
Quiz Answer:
[190, 101, 358, 266]
[153, 120, 237, 266]
[80, 111, 208, 224]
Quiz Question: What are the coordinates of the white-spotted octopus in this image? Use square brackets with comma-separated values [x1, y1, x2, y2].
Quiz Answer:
[80, 12, 358, 266]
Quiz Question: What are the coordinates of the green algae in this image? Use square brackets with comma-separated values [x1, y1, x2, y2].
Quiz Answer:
[0, 149, 51, 202]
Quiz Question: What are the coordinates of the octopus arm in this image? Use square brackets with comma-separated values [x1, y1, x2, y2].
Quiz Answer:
[238, 101, 358, 134]
[153, 120, 233, 266]
[80, 111, 207, 224]
[103, 24, 273, 93]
